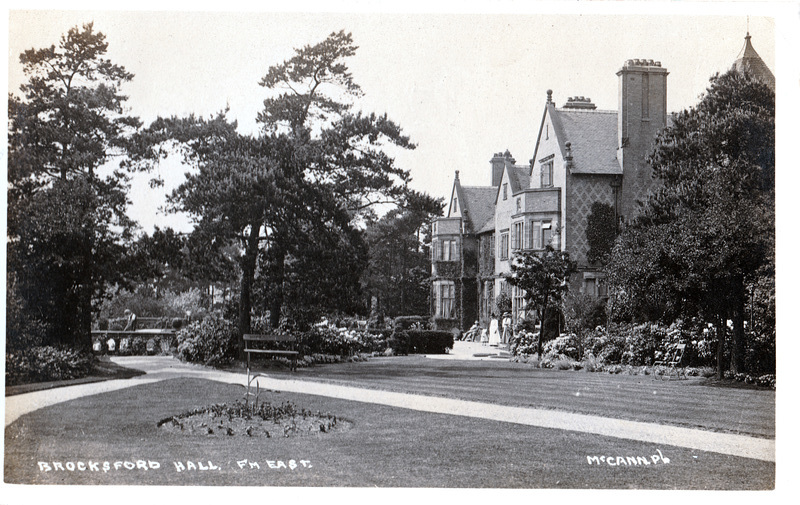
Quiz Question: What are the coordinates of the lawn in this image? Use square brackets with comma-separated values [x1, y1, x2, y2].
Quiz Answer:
[248, 355, 776, 438]
[4, 372, 774, 489]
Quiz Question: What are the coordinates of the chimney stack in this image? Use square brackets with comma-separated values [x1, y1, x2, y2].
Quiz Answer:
[490, 150, 515, 186]
[617, 58, 669, 219]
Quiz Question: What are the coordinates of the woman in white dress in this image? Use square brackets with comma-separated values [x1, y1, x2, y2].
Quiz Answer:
[488, 314, 501, 346]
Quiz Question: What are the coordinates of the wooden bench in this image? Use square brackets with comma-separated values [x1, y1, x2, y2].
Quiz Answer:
[244, 333, 299, 371]
[243, 333, 299, 406]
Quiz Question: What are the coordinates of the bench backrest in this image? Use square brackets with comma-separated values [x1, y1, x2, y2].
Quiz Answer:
[243, 333, 296, 343]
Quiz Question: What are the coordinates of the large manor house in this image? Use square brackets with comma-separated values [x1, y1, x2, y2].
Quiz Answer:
[429, 33, 774, 332]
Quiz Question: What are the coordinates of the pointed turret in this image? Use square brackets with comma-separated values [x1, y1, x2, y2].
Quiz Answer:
[733, 33, 775, 91]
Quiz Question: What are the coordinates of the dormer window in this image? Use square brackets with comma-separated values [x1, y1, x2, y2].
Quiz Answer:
[452, 197, 458, 214]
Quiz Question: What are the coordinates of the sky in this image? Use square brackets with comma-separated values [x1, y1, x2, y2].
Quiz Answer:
[5, 2, 790, 234]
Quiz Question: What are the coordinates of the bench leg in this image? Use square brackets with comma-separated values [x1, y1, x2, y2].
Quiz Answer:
[246, 352, 252, 405]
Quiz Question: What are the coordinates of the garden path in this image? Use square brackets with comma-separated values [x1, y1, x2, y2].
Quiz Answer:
[4, 355, 774, 463]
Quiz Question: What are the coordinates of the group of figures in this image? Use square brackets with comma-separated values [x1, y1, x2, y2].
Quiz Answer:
[462, 313, 513, 347]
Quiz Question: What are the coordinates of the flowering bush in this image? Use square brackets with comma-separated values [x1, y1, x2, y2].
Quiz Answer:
[6, 346, 94, 386]
[176, 317, 238, 366]
[542, 334, 580, 361]
[510, 330, 538, 356]
[299, 325, 359, 356]
[619, 323, 666, 365]
[726, 372, 775, 389]
[587, 327, 627, 364]
[299, 321, 389, 357]
[393, 316, 429, 331]
[757, 374, 776, 389]
[581, 354, 600, 372]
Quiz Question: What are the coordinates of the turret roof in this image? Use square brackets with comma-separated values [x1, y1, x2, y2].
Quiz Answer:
[733, 33, 775, 91]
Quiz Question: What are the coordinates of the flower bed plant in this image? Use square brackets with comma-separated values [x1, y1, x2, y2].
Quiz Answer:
[157, 400, 350, 437]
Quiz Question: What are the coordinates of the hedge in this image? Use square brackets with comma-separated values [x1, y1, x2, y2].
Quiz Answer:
[393, 316, 429, 330]
[6, 346, 95, 386]
[389, 330, 454, 355]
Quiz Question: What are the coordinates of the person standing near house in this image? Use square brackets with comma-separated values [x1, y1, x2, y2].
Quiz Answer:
[489, 314, 501, 346]
[502, 312, 512, 346]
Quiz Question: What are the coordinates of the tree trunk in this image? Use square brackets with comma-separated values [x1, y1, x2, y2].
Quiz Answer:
[269, 245, 286, 330]
[238, 225, 260, 357]
[715, 314, 726, 380]
[538, 301, 548, 359]
[730, 277, 747, 374]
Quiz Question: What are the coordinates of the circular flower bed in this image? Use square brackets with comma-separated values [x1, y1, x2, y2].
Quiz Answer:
[157, 400, 351, 438]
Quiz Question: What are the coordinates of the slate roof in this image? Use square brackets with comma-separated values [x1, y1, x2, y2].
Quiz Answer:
[552, 108, 621, 175]
[733, 33, 775, 91]
[506, 165, 532, 194]
[460, 185, 497, 234]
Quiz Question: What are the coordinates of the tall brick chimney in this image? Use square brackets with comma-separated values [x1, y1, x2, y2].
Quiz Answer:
[490, 150, 515, 186]
[617, 59, 669, 220]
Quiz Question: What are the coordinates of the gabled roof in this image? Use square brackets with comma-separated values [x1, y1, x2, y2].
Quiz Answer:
[493, 163, 532, 205]
[556, 109, 621, 175]
[733, 33, 775, 91]
[531, 102, 621, 176]
[461, 185, 497, 234]
[506, 164, 532, 194]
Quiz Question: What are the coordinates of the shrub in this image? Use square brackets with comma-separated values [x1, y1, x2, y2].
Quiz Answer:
[620, 323, 666, 365]
[494, 291, 512, 315]
[299, 326, 358, 357]
[514, 314, 539, 334]
[356, 331, 389, 354]
[388, 330, 410, 355]
[5, 283, 48, 351]
[745, 332, 776, 375]
[553, 356, 574, 370]
[510, 330, 538, 356]
[385, 329, 452, 355]
[542, 335, 580, 361]
[297, 323, 389, 358]
[582, 354, 600, 372]
[130, 336, 148, 355]
[757, 374, 776, 389]
[6, 346, 94, 386]
[393, 316, 429, 331]
[176, 317, 238, 366]
[406, 330, 454, 354]
[587, 328, 627, 364]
